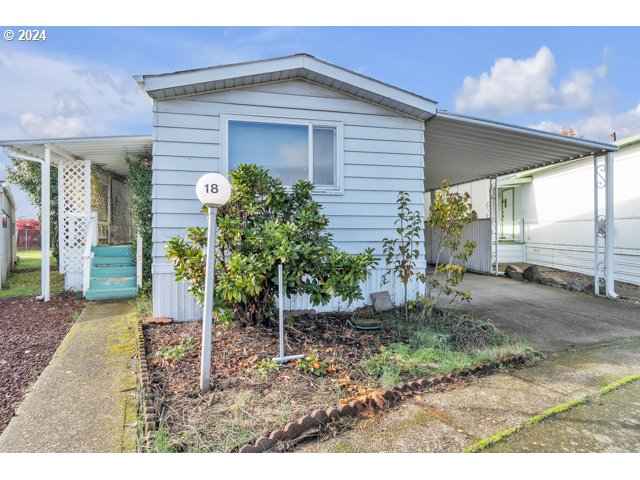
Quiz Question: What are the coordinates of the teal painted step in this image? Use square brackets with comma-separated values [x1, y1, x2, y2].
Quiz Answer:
[92, 256, 134, 267]
[86, 244, 137, 300]
[90, 276, 136, 289]
[90, 266, 136, 278]
[85, 286, 138, 301]
[92, 245, 133, 257]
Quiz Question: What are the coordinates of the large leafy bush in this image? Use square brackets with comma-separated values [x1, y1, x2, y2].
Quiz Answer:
[165, 164, 377, 326]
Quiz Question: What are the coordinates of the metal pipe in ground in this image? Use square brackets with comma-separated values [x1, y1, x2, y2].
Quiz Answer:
[273, 262, 303, 364]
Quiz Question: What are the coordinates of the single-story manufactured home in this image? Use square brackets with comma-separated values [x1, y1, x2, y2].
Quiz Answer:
[0, 179, 17, 287]
[0, 54, 621, 319]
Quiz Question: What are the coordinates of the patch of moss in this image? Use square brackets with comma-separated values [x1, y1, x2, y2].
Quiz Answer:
[121, 395, 138, 452]
[466, 371, 640, 453]
[409, 410, 433, 427]
[332, 441, 361, 453]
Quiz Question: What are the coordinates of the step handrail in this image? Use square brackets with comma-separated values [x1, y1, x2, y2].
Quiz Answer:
[136, 233, 143, 289]
[82, 213, 98, 297]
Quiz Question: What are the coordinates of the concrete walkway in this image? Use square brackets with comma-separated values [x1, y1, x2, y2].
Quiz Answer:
[450, 273, 640, 352]
[0, 300, 138, 453]
[298, 339, 640, 453]
[485, 379, 640, 452]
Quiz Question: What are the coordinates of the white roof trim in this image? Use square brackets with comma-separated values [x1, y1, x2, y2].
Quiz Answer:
[136, 54, 438, 120]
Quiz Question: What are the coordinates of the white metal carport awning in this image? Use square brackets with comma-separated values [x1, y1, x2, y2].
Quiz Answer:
[0, 135, 152, 177]
[424, 111, 618, 191]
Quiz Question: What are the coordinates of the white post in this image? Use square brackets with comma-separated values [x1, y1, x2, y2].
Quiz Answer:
[194, 172, 231, 393]
[136, 233, 143, 288]
[200, 207, 217, 393]
[41, 146, 51, 301]
[278, 262, 285, 359]
[594, 155, 600, 296]
[604, 151, 618, 299]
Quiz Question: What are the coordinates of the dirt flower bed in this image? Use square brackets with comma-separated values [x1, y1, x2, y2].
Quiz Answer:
[144, 306, 534, 453]
[0, 292, 86, 433]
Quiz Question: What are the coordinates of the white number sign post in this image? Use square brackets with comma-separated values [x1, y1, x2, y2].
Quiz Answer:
[195, 173, 232, 393]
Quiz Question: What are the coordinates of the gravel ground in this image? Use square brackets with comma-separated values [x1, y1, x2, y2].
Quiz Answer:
[0, 292, 86, 434]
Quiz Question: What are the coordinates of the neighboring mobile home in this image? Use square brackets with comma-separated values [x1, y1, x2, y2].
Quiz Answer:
[0, 180, 17, 287]
[0, 54, 620, 319]
[436, 133, 640, 286]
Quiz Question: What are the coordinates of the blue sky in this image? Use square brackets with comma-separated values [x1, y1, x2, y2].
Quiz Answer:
[1, 26, 639, 216]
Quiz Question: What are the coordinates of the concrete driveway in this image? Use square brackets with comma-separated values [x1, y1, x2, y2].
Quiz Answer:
[448, 273, 640, 352]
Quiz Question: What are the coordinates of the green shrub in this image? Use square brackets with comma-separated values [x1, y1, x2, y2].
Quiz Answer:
[165, 164, 377, 326]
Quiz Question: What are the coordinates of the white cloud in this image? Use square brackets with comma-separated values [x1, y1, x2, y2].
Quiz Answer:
[529, 102, 640, 141]
[455, 46, 607, 115]
[20, 112, 94, 138]
[0, 46, 151, 140]
[54, 89, 90, 116]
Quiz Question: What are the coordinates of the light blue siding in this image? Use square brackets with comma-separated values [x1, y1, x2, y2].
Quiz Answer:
[152, 79, 426, 320]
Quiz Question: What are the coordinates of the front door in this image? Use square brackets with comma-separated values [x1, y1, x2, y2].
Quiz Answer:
[500, 188, 515, 241]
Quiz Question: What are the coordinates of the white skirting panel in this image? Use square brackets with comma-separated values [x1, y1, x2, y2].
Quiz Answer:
[152, 268, 201, 321]
[526, 243, 640, 286]
[152, 265, 425, 321]
[496, 243, 525, 264]
[65, 272, 83, 291]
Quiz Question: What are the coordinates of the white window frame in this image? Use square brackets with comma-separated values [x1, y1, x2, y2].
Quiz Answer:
[221, 113, 344, 195]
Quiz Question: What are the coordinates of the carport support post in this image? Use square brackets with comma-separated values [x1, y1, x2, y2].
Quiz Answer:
[490, 176, 499, 276]
[593, 154, 600, 296]
[604, 151, 618, 299]
[41, 145, 51, 301]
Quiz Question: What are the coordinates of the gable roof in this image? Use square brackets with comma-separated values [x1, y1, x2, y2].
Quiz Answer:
[134, 53, 438, 120]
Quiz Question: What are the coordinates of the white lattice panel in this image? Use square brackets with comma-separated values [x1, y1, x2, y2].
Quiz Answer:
[58, 159, 91, 277]
[91, 171, 110, 243]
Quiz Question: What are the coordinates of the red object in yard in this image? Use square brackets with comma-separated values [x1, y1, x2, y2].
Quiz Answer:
[16, 219, 40, 250]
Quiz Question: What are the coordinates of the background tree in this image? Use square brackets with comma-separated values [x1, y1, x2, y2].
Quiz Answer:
[166, 164, 378, 327]
[5, 160, 59, 262]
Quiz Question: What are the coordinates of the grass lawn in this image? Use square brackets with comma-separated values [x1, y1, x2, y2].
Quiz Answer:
[0, 250, 64, 299]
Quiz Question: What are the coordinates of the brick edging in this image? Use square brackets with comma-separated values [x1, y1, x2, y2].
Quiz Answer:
[135, 315, 157, 450]
[238, 353, 529, 453]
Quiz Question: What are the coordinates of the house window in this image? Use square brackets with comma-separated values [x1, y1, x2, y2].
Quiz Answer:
[225, 116, 342, 192]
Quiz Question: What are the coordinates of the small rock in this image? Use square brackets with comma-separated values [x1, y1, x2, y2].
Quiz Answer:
[539, 276, 567, 289]
[522, 265, 540, 283]
[504, 265, 521, 279]
[567, 279, 585, 292]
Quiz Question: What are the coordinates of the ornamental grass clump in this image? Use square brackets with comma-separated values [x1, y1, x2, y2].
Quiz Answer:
[166, 164, 377, 326]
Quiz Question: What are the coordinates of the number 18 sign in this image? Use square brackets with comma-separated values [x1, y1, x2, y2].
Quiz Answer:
[195, 172, 232, 208]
